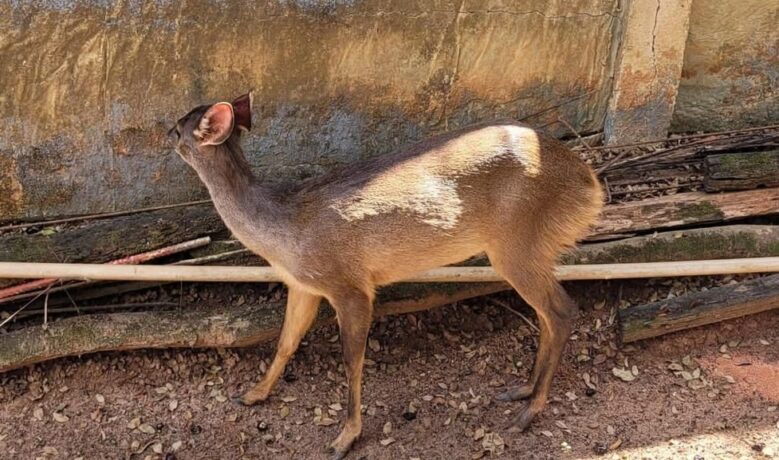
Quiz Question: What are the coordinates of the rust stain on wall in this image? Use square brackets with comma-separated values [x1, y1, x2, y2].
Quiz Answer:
[0, 155, 23, 218]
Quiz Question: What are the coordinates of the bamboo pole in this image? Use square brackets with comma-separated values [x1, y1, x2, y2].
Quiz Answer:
[0, 237, 212, 301]
[1, 257, 779, 284]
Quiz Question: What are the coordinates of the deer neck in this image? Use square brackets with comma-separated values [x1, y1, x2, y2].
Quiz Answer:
[193, 138, 293, 261]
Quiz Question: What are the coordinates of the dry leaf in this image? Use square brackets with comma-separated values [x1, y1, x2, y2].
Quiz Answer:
[383, 422, 392, 435]
[481, 432, 505, 455]
[53, 412, 69, 423]
[127, 417, 141, 430]
[380, 437, 396, 446]
[281, 396, 297, 403]
[152, 443, 163, 454]
[612, 367, 635, 382]
[169, 400, 179, 411]
[33, 407, 44, 421]
[95, 394, 105, 404]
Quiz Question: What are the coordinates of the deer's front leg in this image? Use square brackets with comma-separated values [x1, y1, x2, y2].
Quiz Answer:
[328, 290, 373, 460]
[235, 287, 321, 405]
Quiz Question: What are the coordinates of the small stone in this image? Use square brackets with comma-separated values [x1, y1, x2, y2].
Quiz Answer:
[138, 423, 156, 434]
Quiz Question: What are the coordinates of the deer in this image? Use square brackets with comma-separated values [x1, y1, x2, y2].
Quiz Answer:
[169, 92, 603, 459]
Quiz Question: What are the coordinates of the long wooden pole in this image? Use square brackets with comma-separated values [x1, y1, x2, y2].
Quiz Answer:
[1, 257, 779, 283]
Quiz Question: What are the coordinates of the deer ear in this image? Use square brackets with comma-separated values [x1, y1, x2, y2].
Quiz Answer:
[232, 92, 252, 132]
[195, 102, 234, 146]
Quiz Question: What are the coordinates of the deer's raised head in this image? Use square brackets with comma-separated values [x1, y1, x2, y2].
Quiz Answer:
[168, 93, 252, 165]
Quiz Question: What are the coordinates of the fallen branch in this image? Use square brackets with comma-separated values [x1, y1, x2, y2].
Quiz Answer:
[0, 283, 503, 373]
[621, 274, 779, 343]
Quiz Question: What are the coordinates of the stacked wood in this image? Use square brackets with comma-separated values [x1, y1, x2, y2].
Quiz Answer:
[621, 274, 779, 342]
[704, 150, 779, 192]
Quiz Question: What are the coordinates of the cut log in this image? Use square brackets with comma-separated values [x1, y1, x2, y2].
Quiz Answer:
[0, 283, 503, 373]
[594, 188, 779, 237]
[704, 150, 779, 192]
[568, 225, 779, 264]
[621, 274, 779, 343]
[0, 206, 225, 289]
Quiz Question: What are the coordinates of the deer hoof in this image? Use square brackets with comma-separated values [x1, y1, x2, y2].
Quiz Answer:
[230, 392, 267, 407]
[496, 384, 534, 402]
[508, 403, 539, 432]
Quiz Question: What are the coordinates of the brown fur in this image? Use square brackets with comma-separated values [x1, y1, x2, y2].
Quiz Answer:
[170, 95, 603, 459]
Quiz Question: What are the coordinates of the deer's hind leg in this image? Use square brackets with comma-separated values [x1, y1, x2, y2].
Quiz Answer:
[327, 288, 374, 460]
[235, 286, 321, 405]
[487, 246, 577, 431]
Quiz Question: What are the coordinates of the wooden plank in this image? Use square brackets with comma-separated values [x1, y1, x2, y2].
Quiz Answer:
[704, 150, 779, 192]
[621, 274, 779, 343]
[594, 188, 779, 237]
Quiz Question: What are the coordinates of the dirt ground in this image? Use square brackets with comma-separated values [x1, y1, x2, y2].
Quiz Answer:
[1, 280, 778, 460]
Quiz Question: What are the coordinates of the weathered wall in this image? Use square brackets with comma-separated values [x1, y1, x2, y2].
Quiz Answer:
[672, 0, 779, 132]
[0, 0, 621, 220]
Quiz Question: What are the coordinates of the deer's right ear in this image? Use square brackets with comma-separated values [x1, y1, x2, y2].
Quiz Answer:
[232, 92, 252, 132]
[195, 102, 234, 146]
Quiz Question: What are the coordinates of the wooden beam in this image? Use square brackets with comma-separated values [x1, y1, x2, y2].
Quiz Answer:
[621, 274, 779, 342]
[594, 188, 779, 237]
[704, 150, 779, 192]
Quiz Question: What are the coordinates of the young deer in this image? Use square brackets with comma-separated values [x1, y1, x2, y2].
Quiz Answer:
[169, 93, 603, 459]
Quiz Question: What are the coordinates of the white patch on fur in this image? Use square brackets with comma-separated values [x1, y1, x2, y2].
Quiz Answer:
[332, 175, 463, 229]
[503, 125, 541, 176]
[330, 124, 542, 229]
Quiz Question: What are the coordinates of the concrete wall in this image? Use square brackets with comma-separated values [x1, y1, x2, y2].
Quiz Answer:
[0, 0, 776, 221]
[0, 0, 621, 220]
[672, 0, 779, 132]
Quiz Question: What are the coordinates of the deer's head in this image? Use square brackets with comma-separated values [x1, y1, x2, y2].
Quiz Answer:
[169, 93, 252, 167]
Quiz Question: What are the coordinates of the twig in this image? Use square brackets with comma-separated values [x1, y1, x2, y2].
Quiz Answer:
[0, 289, 48, 329]
[608, 181, 703, 197]
[489, 298, 540, 333]
[518, 90, 597, 122]
[0, 199, 212, 233]
[584, 123, 779, 152]
[558, 117, 592, 149]
[172, 249, 250, 265]
[602, 177, 612, 204]
[17, 302, 180, 319]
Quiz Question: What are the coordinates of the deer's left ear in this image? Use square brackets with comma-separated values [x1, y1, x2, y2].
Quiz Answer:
[232, 92, 252, 132]
[195, 102, 234, 146]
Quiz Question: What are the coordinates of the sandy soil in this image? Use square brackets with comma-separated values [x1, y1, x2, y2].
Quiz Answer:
[1, 280, 778, 460]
